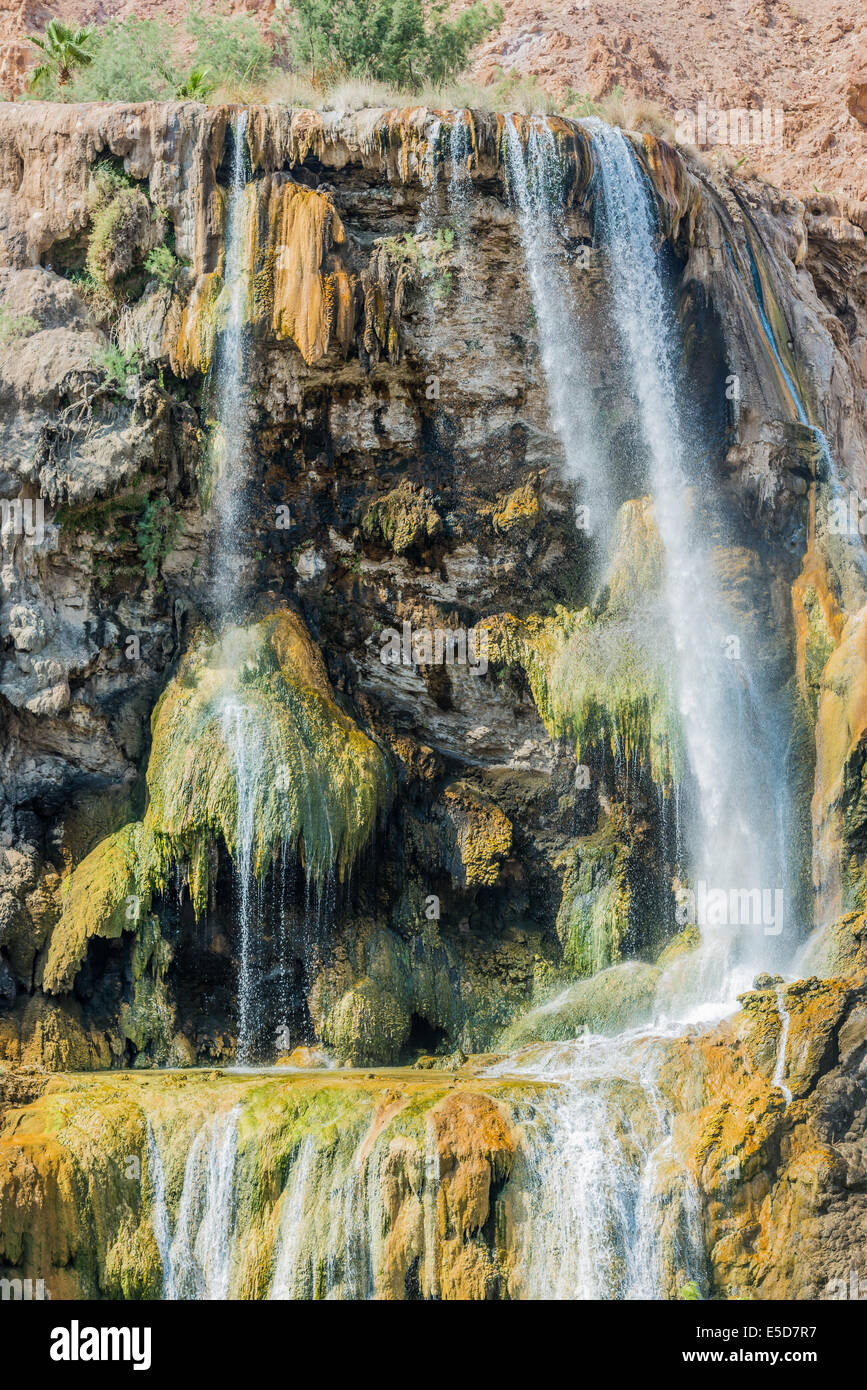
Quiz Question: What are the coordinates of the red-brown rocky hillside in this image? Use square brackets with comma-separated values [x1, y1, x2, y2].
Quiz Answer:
[0, 0, 864, 194]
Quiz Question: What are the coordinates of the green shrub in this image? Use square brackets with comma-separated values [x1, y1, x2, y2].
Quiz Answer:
[86, 187, 152, 299]
[136, 497, 179, 581]
[83, 162, 164, 304]
[175, 67, 214, 100]
[274, 0, 501, 89]
[64, 17, 178, 102]
[384, 226, 456, 302]
[92, 343, 141, 391]
[187, 5, 272, 93]
[0, 304, 39, 346]
[420, 225, 455, 301]
[145, 245, 181, 286]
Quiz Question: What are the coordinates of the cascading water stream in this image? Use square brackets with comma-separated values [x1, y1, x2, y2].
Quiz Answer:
[210, 111, 251, 619]
[585, 117, 791, 1011]
[448, 110, 473, 219]
[220, 701, 260, 1064]
[503, 116, 611, 543]
[773, 984, 792, 1105]
[170, 1105, 241, 1300]
[145, 1119, 175, 1299]
[204, 115, 306, 1062]
[490, 1031, 706, 1299]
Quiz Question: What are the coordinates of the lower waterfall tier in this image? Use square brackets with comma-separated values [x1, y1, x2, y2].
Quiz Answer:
[2, 957, 865, 1301]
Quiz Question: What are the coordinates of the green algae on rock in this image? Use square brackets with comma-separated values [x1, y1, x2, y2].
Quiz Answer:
[481, 499, 683, 786]
[497, 960, 662, 1049]
[42, 824, 142, 995]
[361, 478, 442, 555]
[554, 816, 635, 976]
[0, 1070, 520, 1301]
[142, 608, 391, 914]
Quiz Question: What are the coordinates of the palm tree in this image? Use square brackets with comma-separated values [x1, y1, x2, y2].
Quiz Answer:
[28, 19, 96, 89]
[175, 67, 213, 100]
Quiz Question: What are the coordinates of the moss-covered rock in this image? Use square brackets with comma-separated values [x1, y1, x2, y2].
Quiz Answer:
[797, 910, 867, 980]
[434, 781, 512, 889]
[497, 961, 662, 1048]
[85, 166, 164, 302]
[655, 924, 701, 969]
[361, 479, 442, 555]
[481, 500, 682, 785]
[42, 824, 141, 995]
[554, 815, 634, 976]
[0, 1070, 519, 1301]
[142, 607, 391, 913]
[0, 994, 122, 1071]
[492, 477, 540, 537]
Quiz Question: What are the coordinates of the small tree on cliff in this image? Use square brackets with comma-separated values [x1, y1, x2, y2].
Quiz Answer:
[28, 18, 96, 89]
[275, 0, 502, 90]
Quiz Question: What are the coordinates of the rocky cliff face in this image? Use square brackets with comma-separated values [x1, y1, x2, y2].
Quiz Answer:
[1, 100, 867, 1299]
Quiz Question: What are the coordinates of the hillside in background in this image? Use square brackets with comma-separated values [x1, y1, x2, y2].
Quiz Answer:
[0, 0, 864, 195]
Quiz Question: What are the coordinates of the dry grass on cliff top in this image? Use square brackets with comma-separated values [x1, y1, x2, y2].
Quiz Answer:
[192, 67, 677, 140]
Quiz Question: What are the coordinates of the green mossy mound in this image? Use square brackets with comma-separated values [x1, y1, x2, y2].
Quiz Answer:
[142, 608, 391, 913]
[796, 911, 867, 982]
[482, 499, 682, 785]
[497, 961, 661, 1049]
[42, 824, 141, 995]
[554, 815, 638, 976]
[361, 479, 442, 554]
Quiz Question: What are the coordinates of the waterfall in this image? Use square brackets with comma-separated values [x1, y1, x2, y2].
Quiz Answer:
[170, 1106, 241, 1300]
[585, 118, 791, 1009]
[503, 116, 611, 542]
[220, 701, 261, 1064]
[145, 1119, 175, 1299]
[205, 114, 283, 1062]
[493, 1032, 705, 1298]
[773, 984, 792, 1105]
[447, 110, 472, 219]
[269, 1131, 380, 1300]
[269, 1137, 319, 1299]
[485, 116, 803, 1300]
[210, 110, 251, 620]
[267, 1107, 453, 1300]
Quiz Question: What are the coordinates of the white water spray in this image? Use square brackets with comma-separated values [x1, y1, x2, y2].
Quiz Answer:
[503, 116, 610, 540]
[586, 118, 791, 1010]
[170, 1105, 240, 1299]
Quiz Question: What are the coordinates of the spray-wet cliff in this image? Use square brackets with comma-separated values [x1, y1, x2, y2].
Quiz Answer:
[1, 101, 867, 1300]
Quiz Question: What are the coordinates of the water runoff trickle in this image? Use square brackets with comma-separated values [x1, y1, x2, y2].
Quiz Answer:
[202, 114, 316, 1063]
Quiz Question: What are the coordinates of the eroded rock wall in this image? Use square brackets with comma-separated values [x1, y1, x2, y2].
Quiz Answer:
[0, 102, 865, 1085]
